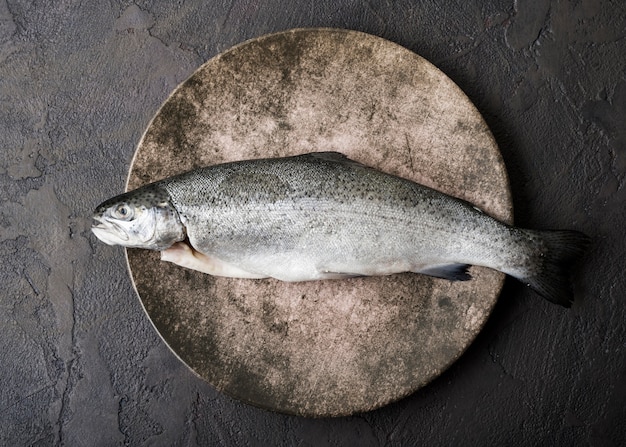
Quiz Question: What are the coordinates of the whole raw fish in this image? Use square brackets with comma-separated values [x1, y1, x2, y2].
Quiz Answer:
[92, 152, 589, 306]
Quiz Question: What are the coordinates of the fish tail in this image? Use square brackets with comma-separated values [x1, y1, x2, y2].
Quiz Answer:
[518, 230, 591, 307]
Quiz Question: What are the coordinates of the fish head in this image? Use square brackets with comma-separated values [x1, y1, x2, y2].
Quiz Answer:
[92, 185, 185, 250]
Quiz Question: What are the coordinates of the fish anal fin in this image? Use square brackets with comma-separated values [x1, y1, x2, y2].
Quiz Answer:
[415, 264, 472, 281]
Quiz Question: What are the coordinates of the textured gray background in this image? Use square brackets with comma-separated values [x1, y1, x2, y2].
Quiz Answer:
[0, 0, 624, 446]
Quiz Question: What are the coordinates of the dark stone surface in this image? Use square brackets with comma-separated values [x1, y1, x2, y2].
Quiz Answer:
[0, 0, 623, 445]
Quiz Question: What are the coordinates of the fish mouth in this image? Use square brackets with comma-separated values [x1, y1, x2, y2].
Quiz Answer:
[91, 215, 130, 244]
[91, 215, 107, 229]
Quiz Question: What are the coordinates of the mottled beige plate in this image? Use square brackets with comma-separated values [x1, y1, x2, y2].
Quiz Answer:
[126, 28, 512, 417]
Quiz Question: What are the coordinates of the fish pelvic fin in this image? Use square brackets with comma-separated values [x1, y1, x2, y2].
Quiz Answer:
[519, 230, 591, 307]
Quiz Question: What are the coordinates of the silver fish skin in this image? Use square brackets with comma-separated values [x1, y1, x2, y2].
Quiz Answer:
[92, 152, 590, 307]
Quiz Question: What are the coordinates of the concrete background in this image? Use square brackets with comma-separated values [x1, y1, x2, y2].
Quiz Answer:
[1, 0, 624, 445]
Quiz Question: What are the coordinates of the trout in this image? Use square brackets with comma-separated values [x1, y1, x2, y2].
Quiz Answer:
[92, 152, 589, 306]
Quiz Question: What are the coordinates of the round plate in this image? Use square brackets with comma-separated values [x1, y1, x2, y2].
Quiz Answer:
[126, 28, 512, 417]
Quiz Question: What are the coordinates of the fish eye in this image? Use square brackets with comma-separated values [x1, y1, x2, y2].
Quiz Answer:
[113, 204, 134, 220]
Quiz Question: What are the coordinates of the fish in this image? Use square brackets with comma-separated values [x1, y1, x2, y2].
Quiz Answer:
[92, 152, 590, 307]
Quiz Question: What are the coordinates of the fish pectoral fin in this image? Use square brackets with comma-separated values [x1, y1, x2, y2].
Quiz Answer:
[415, 263, 472, 281]
[160, 242, 268, 279]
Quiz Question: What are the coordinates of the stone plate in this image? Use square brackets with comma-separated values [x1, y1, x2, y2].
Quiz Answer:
[125, 28, 512, 417]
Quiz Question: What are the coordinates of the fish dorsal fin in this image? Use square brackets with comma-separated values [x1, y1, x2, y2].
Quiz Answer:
[303, 151, 367, 168]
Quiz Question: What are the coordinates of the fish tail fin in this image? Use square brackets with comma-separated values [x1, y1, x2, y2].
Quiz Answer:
[519, 230, 591, 307]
